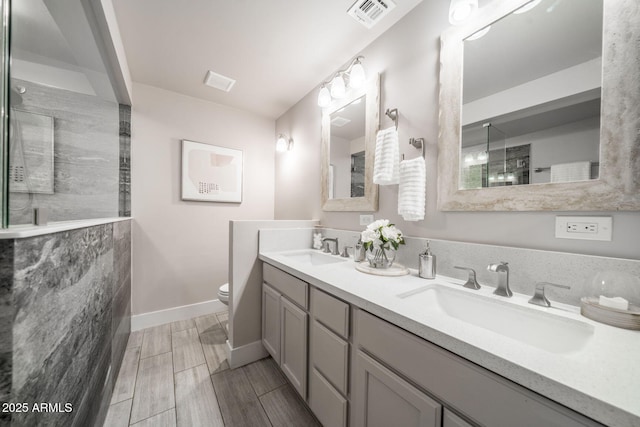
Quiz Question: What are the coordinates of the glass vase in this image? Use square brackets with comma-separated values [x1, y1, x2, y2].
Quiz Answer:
[366, 245, 396, 269]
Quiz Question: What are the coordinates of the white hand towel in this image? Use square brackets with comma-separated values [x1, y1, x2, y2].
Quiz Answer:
[398, 157, 426, 221]
[373, 126, 400, 185]
[550, 161, 591, 183]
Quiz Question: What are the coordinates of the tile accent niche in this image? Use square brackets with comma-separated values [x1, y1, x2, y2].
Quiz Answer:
[0, 220, 132, 427]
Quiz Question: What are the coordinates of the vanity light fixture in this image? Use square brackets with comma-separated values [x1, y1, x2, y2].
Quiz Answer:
[276, 134, 293, 152]
[317, 56, 366, 107]
[466, 25, 491, 41]
[513, 0, 542, 14]
[449, 0, 478, 25]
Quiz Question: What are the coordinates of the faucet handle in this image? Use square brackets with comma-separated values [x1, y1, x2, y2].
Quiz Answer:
[528, 282, 571, 307]
[341, 246, 352, 258]
[454, 266, 481, 290]
[322, 242, 331, 253]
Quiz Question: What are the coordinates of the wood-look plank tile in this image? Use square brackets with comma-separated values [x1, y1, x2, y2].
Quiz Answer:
[140, 323, 171, 359]
[175, 364, 224, 427]
[211, 368, 271, 427]
[130, 352, 175, 424]
[215, 312, 229, 336]
[243, 357, 285, 396]
[111, 346, 140, 404]
[200, 328, 229, 374]
[127, 330, 144, 348]
[103, 399, 131, 427]
[170, 319, 195, 334]
[172, 328, 206, 373]
[260, 384, 321, 427]
[130, 409, 176, 427]
[194, 313, 221, 335]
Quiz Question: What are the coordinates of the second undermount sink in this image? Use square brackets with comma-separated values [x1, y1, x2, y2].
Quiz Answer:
[281, 249, 347, 266]
[397, 284, 594, 354]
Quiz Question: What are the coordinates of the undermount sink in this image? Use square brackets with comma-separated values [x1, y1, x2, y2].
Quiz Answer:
[280, 249, 347, 266]
[397, 284, 594, 354]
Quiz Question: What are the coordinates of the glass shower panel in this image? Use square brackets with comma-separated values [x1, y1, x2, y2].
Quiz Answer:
[8, 0, 120, 225]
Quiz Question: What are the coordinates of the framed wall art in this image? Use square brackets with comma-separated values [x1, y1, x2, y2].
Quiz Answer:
[181, 140, 243, 203]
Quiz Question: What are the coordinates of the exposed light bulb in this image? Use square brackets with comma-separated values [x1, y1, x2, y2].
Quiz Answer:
[317, 85, 331, 107]
[477, 151, 487, 161]
[466, 25, 491, 41]
[514, 0, 542, 14]
[276, 135, 289, 152]
[464, 154, 474, 163]
[449, 0, 478, 25]
[330, 74, 346, 99]
[349, 61, 366, 89]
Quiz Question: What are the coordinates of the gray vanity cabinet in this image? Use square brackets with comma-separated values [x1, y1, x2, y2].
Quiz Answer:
[262, 264, 309, 399]
[309, 288, 351, 427]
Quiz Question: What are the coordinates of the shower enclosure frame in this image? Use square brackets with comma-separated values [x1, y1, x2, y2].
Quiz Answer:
[0, 0, 10, 228]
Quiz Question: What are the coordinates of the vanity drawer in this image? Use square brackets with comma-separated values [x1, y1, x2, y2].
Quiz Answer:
[311, 287, 349, 339]
[263, 263, 308, 309]
[309, 368, 348, 427]
[310, 320, 349, 395]
[354, 309, 602, 427]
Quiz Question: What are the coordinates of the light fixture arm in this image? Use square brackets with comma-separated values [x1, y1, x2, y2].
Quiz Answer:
[319, 56, 365, 87]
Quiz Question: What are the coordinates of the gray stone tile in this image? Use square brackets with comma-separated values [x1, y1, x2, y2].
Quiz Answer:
[103, 399, 131, 427]
[130, 352, 175, 424]
[171, 319, 195, 334]
[200, 328, 229, 374]
[172, 328, 206, 373]
[243, 357, 286, 396]
[111, 346, 140, 404]
[175, 364, 224, 427]
[140, 324, 171, 359]
[130, 409, 176, 427]
[260, 384, 321, 427]
[211, 368, 270, 427]
[194, 313, 221, 335]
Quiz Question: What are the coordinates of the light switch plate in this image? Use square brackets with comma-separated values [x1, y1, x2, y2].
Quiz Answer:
[555, 216, 612, 241]
[360, 215, 374, 226]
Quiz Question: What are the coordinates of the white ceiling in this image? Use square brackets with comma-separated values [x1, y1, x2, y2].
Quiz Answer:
[111, 0, 423, 119]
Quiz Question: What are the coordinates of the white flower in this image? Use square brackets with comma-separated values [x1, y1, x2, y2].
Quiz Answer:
[361, 229, 379, 243]
[381, 225, 400, 242]
[367, 219, 389, 231]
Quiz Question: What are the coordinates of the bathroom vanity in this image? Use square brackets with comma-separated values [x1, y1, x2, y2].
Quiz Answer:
[259, 244, 640, 427]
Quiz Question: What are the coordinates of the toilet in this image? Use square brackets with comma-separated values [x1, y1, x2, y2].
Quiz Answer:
[217, 283, 229, 305]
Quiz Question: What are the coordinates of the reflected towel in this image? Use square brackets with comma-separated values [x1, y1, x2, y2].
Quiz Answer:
[373, 126, 400, 185]
[550, 161, 591, 183]
[398, 157, 426, 221]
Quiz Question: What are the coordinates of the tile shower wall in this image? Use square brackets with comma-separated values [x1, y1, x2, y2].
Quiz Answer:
[278, 228, 640, 307]
[0, 220, 131, 427]
[9, 79, 119, 224]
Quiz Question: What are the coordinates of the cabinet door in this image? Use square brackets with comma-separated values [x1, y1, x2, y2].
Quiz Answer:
[280, 296, 309, 399]
[262, 284, 281, 364]
[352, 350, 441, 427]
[443, 409, 474, 427]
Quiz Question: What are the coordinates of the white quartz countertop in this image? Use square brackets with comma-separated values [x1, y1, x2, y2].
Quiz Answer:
[259, 249, 640, 427]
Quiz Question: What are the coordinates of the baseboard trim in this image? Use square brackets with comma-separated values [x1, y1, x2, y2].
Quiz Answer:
[132, 299, 228, 331]
[226, 339, 268, 369]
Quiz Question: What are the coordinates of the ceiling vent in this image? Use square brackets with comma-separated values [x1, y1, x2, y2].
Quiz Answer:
[347, 0, 396, 29]
[203, 70, 236, 92]
[331, 116, 351, 127]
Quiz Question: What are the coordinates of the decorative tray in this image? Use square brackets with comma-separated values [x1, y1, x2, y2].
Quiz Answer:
[355, 262, 409, 277]
[580, 296, 640, 330]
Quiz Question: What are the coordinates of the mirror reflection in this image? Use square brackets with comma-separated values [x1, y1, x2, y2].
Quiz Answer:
[328, 96, 366, 198]
[460, 0, 603, 189]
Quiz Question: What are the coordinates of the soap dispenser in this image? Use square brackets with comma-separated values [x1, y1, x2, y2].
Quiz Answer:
[419, 241, 436, 279]
[354, 237, 366, 262]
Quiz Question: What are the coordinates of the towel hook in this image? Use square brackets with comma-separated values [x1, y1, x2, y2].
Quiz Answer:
[385, 108, 398, 130]
[402, 138, 426, 160]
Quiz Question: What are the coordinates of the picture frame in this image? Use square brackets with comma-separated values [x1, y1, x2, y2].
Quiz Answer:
[181, 139, 243, 203]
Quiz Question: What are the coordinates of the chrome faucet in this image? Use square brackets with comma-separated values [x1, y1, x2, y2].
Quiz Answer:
[454, 266, 481, 290]
[487, 262, 512, 297]
[322, 237, 339, 255]
[528, 282, 571, 307]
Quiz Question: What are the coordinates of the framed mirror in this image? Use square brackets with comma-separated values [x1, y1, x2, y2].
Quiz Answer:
[438, 0, 640, 211]
[321, 73, 380, 211]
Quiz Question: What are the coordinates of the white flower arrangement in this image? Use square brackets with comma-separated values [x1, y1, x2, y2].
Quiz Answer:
[361, 219, 405, 252]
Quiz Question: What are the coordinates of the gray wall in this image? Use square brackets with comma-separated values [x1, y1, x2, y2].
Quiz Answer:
[0, 220, 131, 427]
[274, 1, 640, 260]
[9, 79, 120, 225]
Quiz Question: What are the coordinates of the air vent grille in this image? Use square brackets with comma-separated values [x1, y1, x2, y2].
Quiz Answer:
[347, 0, 396, 29]
[203, 70, 236, 92]
[331, 116, 351, 127]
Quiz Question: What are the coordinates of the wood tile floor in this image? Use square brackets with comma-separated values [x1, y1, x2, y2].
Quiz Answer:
[103, 311, 321, 427]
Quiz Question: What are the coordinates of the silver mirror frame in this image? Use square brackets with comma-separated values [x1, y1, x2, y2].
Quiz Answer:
[438, 0, 640, 211]
[321, 73, 380, 211]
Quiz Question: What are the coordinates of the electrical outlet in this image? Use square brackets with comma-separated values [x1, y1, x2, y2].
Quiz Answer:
[360, 215, 374, 226]
[555, 216, 612, 241]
